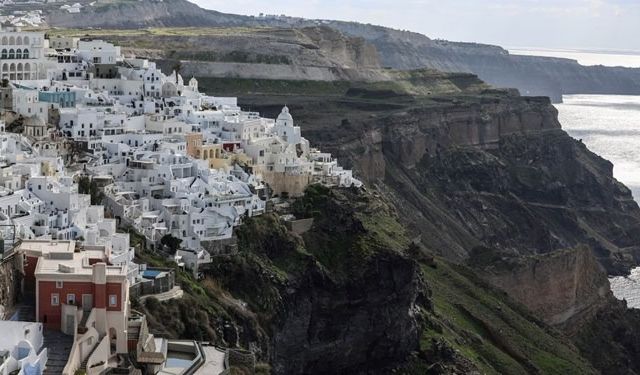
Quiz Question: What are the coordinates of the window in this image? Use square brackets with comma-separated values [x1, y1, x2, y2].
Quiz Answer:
[67, 294, 75, 305]
[51, 293, 59, 306]
[109, 295, 117, 307]
[56, 281, 63, 289]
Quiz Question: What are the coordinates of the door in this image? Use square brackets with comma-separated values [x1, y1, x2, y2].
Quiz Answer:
[65, 314, 74, 335]
[82, 294, 93, 312]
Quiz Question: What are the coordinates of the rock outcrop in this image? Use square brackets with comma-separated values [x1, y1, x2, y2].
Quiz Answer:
[0, 253, 22, 319]
[203, 187, 421, 374]
[270, 249, 419, 374]
[471, 245, 611, 331]
[252, 90, 640, 275]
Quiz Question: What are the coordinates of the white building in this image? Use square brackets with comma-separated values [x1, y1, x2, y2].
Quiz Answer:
[0, 25, 48, 81]
[0, 321, 48, 375]
[77, 40, 120, 65]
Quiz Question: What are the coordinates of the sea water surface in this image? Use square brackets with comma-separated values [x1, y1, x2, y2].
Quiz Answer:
[555, 95, 640, 307]
[509, 47, 640, 68]
[555, 95, 640, 200]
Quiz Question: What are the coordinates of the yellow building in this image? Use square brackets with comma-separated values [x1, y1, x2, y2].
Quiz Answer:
[185, 132, 250, 170]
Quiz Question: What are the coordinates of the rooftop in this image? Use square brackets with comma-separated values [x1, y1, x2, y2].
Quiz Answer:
[17, 240, 76, 257]
[35, 252, 127, 279]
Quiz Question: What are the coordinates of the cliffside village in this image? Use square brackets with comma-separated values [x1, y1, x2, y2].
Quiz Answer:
[0, 25, 361, 375]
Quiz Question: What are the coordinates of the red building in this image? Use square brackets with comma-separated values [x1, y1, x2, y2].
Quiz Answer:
[35, 259, 126, 330]
[16, 240, 130, 356]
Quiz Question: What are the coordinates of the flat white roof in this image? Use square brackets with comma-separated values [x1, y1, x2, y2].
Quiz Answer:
[35, 252, 127, 279]
[18, 240, 75, 257]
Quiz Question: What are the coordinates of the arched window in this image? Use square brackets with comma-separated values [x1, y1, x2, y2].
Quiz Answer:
[15, 36, 21, 45]
[17, 63, 22, 72]
[24, 63, 30, 71]
[9, 36, 14, 45]
[23, 36, 29, 45]
[22, 49, 28, 59]
[15, 49, 21, 59]
[9, 63, 15, 72]
[8, 49, 14, 59]
[2, 63, 7, 72]
[1, 49, 6, 59]
[1, 37, 7, 45]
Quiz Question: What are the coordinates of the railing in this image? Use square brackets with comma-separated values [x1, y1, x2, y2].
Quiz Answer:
[86, 335, 109, 375]
[62, 313, 81, 375]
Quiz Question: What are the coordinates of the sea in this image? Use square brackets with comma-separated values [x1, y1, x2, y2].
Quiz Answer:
[510, 48, 640, 308]
[557, 95, 640, 307]
[510, 47, 640, 68]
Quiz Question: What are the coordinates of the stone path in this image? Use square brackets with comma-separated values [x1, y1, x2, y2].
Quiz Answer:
[195, 346, 226, 375]
[42, 329, 74, 375]
[139, 286, 184, 302]
[10, 303, 35, 321]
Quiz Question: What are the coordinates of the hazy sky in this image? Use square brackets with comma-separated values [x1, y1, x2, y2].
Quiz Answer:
[190, 0, 640, 51]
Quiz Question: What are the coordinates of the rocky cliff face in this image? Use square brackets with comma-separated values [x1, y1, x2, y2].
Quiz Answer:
[0, 254, 21, 319]
[237, 89, 640, 361]
[269, 249, 418, 374]
[324, 22, 640, 103]
[202, 188, 421, 374]
[40, 0, 640, 102]
[242, 87, 640, 374]
[57, 26, 385, 83]
[471, 245, 611, 331]
[266, 91, 640, 274]
[45, 0, 254, 28]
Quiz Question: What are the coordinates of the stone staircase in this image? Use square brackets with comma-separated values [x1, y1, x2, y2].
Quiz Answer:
[42, 329, 73, 375]
[78, 340, 101, 373]
[11, 303, 35, 321]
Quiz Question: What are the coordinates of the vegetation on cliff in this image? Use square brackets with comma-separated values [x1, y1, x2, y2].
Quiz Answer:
[574, 300, 640, 375]
[414, 259, 596, 374]
[227, 82, 640, 373]
[130, 186, 606, 374]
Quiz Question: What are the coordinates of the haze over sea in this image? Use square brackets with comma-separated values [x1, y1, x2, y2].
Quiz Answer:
[536, 48, 640, 306]
[510, 47, 640, 68]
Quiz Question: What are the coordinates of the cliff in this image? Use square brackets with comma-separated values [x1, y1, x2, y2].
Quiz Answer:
[135, 186, 599, 374]
[240, 88, 640, 276]
[0, 253, 22, 319]
[51, 26, 389, 83]
[137, 187, 422, 374]
[471, 245, 611, 331]
[45, 0, 254, 28]
[37, 0, 640, 102]
[418, 256, 597, 374]
[228, 187, 420, 374]
[325, 22, 640, 102]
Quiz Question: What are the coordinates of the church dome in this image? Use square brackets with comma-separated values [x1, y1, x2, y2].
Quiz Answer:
[277, 106, 293, 123]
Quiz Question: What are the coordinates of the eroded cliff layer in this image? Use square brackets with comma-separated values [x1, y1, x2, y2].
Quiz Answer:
[241, 89, 640, 276]
[471, 245, 611, 331]
[39, 0, 640, 102]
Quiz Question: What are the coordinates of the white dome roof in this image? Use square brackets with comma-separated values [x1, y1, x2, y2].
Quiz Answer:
[277, 106, 293, 122]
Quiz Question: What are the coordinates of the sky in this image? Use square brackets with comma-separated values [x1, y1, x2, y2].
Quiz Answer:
[190, 0, 640, 52]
